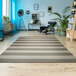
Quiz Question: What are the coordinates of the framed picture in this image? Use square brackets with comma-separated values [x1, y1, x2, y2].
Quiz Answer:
[26, 10, 30, 15]
[39, 12, 44, 17]
[48, 6, 52, 13]
[34, 4, 39, 10]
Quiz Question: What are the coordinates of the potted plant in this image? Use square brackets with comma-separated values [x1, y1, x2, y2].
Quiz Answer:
[50, 6, 71, 36]
[3, 16, 9, 22]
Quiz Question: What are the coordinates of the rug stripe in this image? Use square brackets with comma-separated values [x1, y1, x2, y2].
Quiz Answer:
[0, 55, 75, 59]
[11, 44, 64, 47]
[16, 40, 59, 43]
[0, 59, 76, 63]
[7, 47, 67, 50]
[16, 39, 59, 41]
[2, 53, 72, 56]
[5, 50, 69, 52]
[13, 43, 61, 44]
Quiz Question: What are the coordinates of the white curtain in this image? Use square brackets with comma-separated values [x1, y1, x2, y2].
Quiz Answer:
[2, 0, 9, 16]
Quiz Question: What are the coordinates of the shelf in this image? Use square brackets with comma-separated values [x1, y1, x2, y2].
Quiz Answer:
[69, 23, 73, 24]
[66, 1, 76, 41]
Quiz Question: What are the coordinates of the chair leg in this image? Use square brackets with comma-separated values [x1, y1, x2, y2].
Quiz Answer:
[45, 29, 48, 35]
[53, 31, 55, 34]
[53, 29, 55, 34]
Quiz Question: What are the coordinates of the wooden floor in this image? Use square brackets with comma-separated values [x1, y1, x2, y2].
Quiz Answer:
[0, 31, 76, 76]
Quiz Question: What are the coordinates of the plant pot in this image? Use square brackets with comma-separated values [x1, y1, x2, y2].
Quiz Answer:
[58, 30, 61, 36]
[58, 30, 66, 36]
[58, 29, 62, 36]
[61, 31, 66, 36]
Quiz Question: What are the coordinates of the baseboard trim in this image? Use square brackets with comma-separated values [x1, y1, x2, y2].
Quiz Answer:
[28, 29, 40, 31]
[17, 29, 27, 31]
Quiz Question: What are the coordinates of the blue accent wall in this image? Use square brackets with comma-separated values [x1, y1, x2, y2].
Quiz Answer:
[0, 0, 2, 30]
[11, 0, 16, 30]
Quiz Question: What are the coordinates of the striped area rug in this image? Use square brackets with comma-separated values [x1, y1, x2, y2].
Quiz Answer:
[0, 36, 76, 63]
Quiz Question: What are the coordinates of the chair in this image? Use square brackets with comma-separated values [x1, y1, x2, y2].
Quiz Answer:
[3, 22, 14, 34]
[43, 21, 57, 34]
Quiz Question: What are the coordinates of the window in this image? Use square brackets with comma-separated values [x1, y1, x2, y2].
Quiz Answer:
[7, 0, 9, 17]
[2, 0, 9, 16]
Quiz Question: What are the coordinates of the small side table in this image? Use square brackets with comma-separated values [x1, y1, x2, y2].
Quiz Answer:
[0, 30, 4, 41]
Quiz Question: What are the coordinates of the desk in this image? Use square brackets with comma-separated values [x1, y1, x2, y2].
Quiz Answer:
[28, 23, 41, 30]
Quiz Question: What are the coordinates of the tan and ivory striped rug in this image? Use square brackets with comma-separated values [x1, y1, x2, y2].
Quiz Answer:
[0, 36, 76, 63]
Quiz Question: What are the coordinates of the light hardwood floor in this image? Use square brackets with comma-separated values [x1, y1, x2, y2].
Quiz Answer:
[0, 31, 76, 76]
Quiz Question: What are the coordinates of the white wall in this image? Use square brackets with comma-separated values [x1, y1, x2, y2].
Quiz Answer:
[16, 0, 73, 30]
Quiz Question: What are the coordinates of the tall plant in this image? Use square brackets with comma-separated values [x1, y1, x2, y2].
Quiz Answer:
[50, 6, 71, 31]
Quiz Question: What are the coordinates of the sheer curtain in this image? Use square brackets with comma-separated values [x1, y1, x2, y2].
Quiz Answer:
[2, 0, 9, 16]
[7, 0, 9, 17]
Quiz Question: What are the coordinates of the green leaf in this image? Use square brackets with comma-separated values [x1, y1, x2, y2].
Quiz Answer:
[62, 6, 71, 14]
[50, 12, 61, 19]
[65, 15, 71, 20]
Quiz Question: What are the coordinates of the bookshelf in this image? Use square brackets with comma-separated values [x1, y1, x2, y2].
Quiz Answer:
[66, 0, 76, 41]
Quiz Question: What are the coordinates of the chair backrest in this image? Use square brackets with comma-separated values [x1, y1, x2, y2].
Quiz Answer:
[48, 21, 57, 27]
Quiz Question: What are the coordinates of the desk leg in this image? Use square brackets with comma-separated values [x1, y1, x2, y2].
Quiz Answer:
[28, 24, 29, 31]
